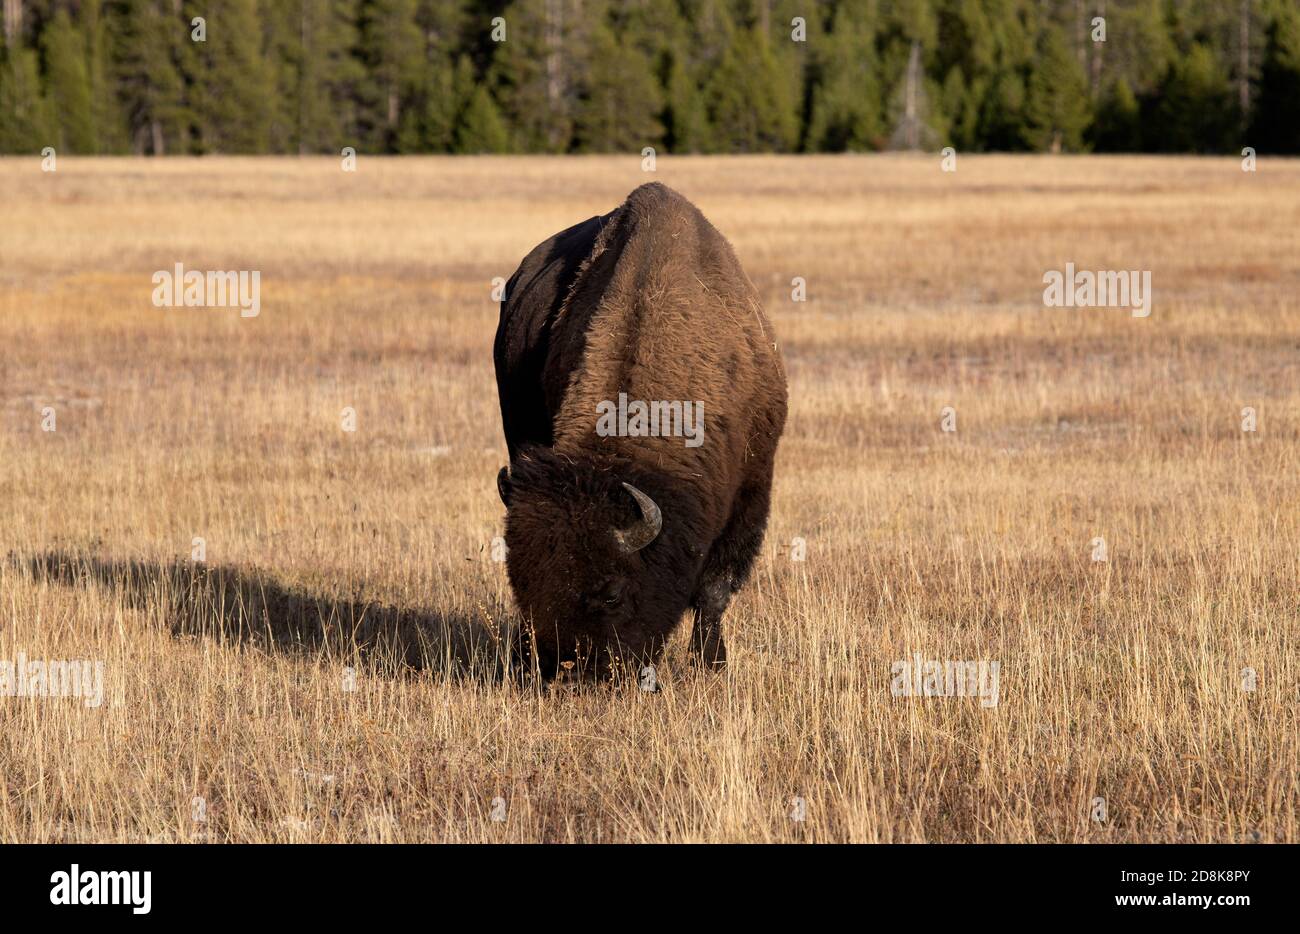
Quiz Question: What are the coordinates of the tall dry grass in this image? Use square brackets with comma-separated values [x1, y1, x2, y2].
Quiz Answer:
[0, 154, 1296, 842]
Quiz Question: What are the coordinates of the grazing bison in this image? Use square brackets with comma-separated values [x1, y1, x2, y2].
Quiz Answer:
[494, 182, 786, 680]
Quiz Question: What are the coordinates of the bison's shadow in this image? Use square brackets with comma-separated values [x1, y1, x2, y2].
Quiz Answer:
[17, 551, 515, 682]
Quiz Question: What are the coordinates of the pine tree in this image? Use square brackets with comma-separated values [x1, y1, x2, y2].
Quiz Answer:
[971, 0, 1034, 151]
[188, 0, 274, 153]
[0, 44, 54, 153]
[489, 0, 586, 153]
[658, 0, 718, 153]
[106, 0, 186, 154]
[975, 70, 1022, 150]
[357, 0, 422, 151]
[807, 1, 884, 151]
[706, 25, 798, 152]
[1106, 0, 1176, 95]
[452, 55, 509, 153]
[665, 55, 710, 153]
[573, 23, 662, 153]
[398, 54, 455, 151]
[1091, 75, 1141, 151]
[264, 0, 363, 153]
[941, 65, 978, 150]
[1153, 42, 1236, 153]
[1023, 25, 1091, 152]
[41, 10, 95, 153]
[1250, 0, 1300, 153]
[764, 0, 809, 150]
[83, 0, 127, 153]
[935, 0, 999, 151]
[396, 0, 466, 152]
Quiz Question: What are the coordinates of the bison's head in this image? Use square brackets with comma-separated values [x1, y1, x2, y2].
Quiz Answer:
[497, 447, 700, 679]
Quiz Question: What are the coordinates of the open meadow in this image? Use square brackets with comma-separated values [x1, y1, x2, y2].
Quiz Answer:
[0, 154, 1296, 842]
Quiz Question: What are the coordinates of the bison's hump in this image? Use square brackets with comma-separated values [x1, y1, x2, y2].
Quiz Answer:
[596, 181, 742, 284]
[618, 182, 711, 234]
[622, 181, 692, 214]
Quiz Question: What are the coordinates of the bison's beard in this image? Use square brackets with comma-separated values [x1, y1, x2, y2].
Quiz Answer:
[501, 447, 707, 683]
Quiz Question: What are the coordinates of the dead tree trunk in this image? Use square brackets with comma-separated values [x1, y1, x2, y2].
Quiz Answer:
[3, 0, 23, 47]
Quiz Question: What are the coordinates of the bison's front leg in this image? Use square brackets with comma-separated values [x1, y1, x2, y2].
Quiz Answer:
[689, 577, 732, 670]
[689, 465, 776, 671]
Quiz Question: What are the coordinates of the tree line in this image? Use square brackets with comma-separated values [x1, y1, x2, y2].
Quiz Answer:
[2, 0, 1298, 156]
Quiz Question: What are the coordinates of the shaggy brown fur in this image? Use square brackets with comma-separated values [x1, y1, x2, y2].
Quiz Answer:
[494, 182, 787, 680]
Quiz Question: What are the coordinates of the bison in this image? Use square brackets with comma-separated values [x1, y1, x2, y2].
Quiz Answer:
[494, 182, 786, 681]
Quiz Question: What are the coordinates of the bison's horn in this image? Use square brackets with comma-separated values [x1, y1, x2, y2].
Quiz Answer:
[613, 482, 662, 553]
[497, 466, 511, 506]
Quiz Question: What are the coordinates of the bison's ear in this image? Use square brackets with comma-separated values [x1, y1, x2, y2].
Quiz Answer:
[497, 467, 512, 507]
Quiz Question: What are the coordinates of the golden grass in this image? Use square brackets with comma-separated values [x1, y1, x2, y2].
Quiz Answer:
[0, 154, 1296, 842]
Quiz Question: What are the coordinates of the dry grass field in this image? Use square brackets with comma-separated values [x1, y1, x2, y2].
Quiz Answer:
[0, 154, 1296, 843]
